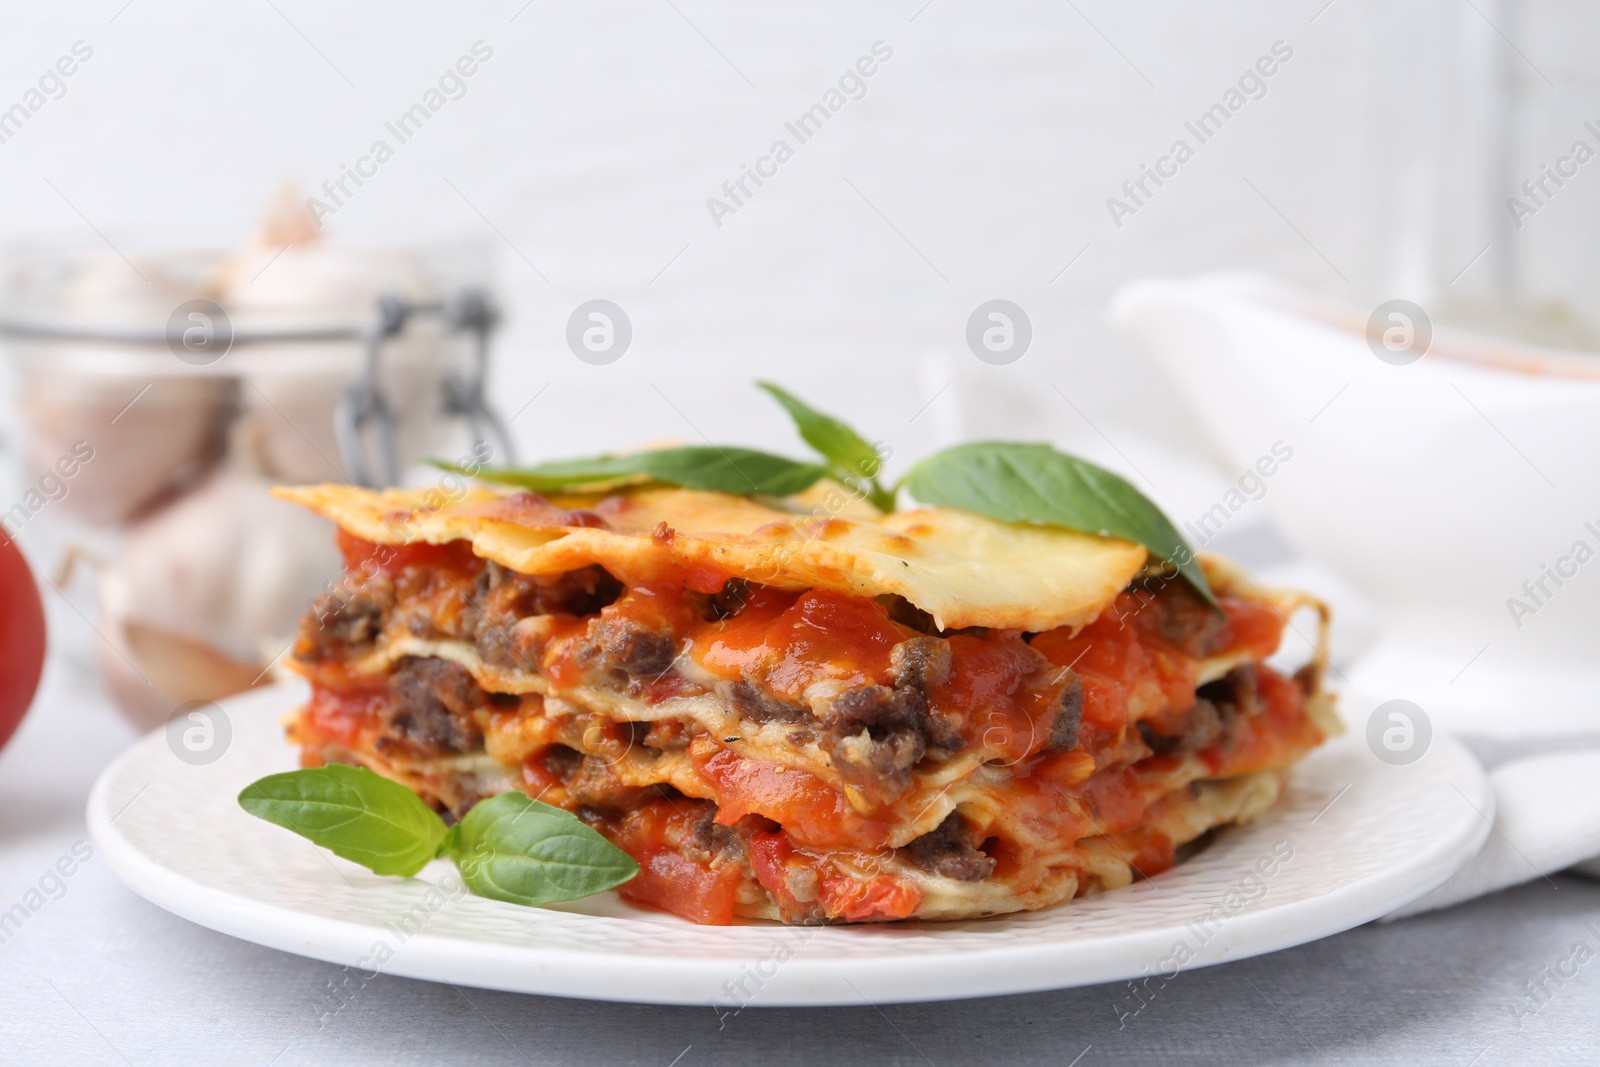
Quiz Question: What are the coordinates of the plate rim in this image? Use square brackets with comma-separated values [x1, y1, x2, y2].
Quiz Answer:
[88, 683, 1493, 1006]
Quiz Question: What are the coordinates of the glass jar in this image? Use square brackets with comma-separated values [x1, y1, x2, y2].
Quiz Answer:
[0, 239, 510, 729]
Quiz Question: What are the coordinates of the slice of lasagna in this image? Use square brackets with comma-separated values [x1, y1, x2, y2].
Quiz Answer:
[276, 482, 1336, 925]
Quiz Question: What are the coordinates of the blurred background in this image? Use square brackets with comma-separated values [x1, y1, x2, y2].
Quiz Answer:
[1, 0, 1598, 731]
[0, 0, 1549, 452]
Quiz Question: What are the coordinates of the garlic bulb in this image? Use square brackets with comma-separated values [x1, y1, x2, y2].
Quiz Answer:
[97, 467, 341, 728]
[17, 250, 231, 524]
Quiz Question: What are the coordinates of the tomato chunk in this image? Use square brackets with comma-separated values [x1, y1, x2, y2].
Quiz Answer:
[300, 681, 387, 749]
[607, 800, 745, 925]
[696, 748, 896, 851]
[748, 830, 920, 922]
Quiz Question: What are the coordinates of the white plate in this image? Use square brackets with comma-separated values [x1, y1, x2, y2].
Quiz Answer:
[89, 682, 1492, 1007]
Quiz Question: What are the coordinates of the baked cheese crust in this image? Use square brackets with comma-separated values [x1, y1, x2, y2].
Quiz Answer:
[274, 483, 1149, 633]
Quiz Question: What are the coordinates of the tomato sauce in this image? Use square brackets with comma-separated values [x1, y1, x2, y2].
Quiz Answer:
[518, 747, 563, 797]
[993, 658, 1316, 859]
[1030, 588, 1290, 744]
[1117, 824, 1178, 880]
[695, 748, 898, 851]
[697, 588, 908, 700]
[748, 829, 920, 922]
[299, 679, 387, 750]
[1198, 666, 1321, 777]
[336, 529, 482, 578]
[536, 616, 599, 690]
[936, 631, 1065, 761]
[606, 799, 745, 925]
[990, 759, 1149, 853]
[645, 673, 706, 705]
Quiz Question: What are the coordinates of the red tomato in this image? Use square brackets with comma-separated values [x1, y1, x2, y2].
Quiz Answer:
[0, 534, 45, 750]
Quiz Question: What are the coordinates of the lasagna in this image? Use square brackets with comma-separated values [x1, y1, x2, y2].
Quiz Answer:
[276, 482, 1336, 925]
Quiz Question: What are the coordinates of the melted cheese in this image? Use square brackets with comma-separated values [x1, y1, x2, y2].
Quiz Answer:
[274, 482, 1148, 632]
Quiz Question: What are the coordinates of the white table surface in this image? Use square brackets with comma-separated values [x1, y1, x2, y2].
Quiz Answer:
[3, 600, 1598, 1066]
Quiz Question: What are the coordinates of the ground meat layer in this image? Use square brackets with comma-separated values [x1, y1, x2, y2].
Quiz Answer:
[288, 544, 1315, 924]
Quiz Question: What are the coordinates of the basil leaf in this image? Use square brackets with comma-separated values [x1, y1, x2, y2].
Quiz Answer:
[757, 382, 894, 512]
[238, 765, 448, 877]
[903, 442, 1216, 607]
[447, 792, 639, 907]
[454, 446, 828, 497]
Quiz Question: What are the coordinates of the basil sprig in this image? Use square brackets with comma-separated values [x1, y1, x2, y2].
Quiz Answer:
[447, 382, 1214, 606]
[238, 765, 638, 906]
[902, 442, 1216, 607]
[757, 382, 895, 512]
[238, 763, 447, 876]
[455, 446, 827, 498]
[447, 791, 640, 907]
